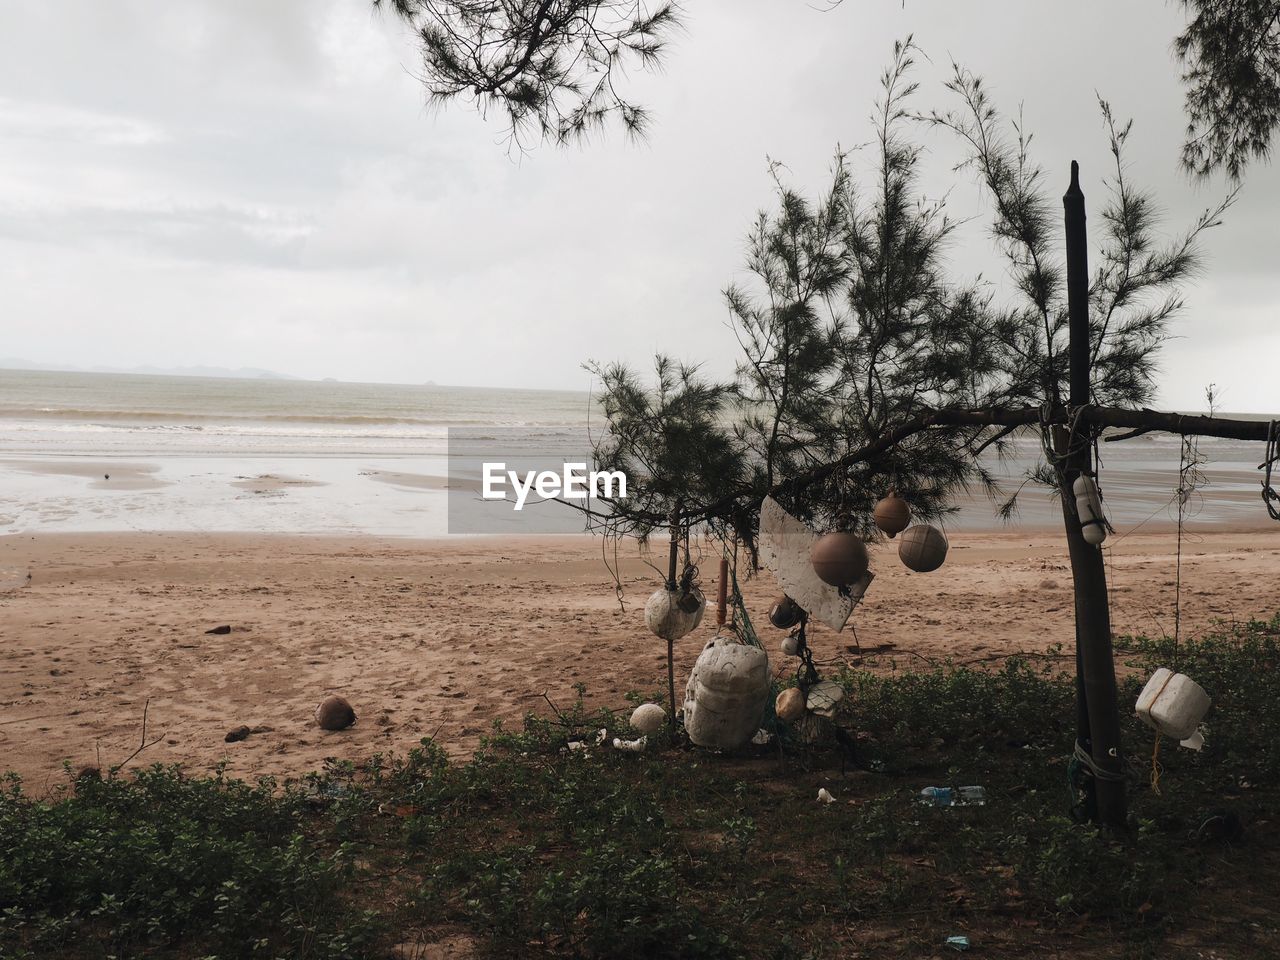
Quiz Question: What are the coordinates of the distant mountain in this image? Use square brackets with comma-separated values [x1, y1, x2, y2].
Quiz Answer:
[0, 359, 298, 380]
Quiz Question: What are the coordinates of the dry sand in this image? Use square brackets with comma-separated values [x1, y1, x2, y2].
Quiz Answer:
[1, 527, 1278, 789]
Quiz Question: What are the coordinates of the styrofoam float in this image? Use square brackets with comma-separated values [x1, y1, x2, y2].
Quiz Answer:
[644, 586, 705, 641]
[683, 637, 770, 749]
[1136, 668, 1211, 741]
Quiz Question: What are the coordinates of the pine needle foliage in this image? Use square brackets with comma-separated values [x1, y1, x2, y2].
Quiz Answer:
[1176, 0, 1280, 179]
[378, 1, 1280, 177]
[586, 41, 1231, 547]
[375, 0, 680, 150]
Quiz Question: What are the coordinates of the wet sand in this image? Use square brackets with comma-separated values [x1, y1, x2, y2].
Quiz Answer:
[1, 458, 170, 491]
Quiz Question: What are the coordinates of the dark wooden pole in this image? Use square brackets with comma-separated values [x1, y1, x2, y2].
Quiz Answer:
[716, 556, 729, 627]
[666, 508, 680, 731]
[1061, 162, 1126, 828]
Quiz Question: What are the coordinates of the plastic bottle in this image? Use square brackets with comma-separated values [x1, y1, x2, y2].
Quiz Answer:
[919, 786, 986, 807]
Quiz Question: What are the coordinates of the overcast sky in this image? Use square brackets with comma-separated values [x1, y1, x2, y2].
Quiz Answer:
[1, 0, 1277, 410]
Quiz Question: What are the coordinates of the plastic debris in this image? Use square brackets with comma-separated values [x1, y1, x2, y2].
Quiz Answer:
[805, 680, 844, 718]
[612, 736, 648, 753]
[920, 786, 986, 807]
[817, 787, 836, 804]
[759, 497, 853, 630]
[1180, 727, 1206, 751]
[751, 728, 774, 745]
[945, 935, 970, 951]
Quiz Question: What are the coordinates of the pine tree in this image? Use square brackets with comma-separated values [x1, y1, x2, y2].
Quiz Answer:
[584, 42, 1231, 553]
[380, 1, 1280, 179]
[1176, 0, 1280, 179]
[374, 0, 679, 149]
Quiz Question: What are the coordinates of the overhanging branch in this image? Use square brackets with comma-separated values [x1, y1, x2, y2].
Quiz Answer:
[586, 404, 1279, 528]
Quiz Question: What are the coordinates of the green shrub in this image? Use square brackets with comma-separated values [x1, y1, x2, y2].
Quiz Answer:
[0, 766, 379, 959]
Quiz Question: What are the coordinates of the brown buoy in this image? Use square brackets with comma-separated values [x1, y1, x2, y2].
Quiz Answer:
[768, 595, 802, 630]
[898, 524, 949, 573]
[315, 695, 356, 731]
[809, 532, 869, 587]
[873, 491, 911, 538]
[775, 687, 806, 723]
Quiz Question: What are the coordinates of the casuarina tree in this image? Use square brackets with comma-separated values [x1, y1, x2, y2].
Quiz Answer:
[584, 41, 1232, 556]
[380, 0, 1280, 179]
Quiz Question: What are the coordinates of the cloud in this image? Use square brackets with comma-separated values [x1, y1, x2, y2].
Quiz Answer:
[0, 97, 169, 146]
[0, 0, 1276, 410]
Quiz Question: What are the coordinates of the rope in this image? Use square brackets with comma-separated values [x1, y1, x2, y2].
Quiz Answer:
[1143, 669, 1178, 794]
[1264, 420, 1280, 522]
[1150, 733, 1164, 795]
[1072, 740, 1125, 782]
[1038, 402, 1093, 468]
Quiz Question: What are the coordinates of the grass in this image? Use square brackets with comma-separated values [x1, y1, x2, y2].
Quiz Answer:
[2, 616, 1279, 958]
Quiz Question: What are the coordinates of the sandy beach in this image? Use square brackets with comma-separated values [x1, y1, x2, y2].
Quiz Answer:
[2, 526, 1278, 789]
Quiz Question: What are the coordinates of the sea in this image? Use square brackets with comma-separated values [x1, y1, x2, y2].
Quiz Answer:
[0, 368, 1273, 537]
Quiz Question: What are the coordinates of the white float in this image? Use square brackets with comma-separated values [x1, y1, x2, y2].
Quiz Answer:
[629, 702, 666, 735]
[683, 637, 771, 750]
[1136, 668, 1212, 742]
[644, 586, 705, 641]
[1073, 474, 1108, 546]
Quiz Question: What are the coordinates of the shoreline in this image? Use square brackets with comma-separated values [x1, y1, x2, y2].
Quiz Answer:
[3, 527, 1279, 789]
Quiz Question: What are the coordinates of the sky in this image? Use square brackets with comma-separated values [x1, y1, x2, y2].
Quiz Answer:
[0, 0, 1277, 411]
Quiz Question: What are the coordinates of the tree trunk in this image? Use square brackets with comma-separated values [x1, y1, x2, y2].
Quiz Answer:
[667, 509, 680, 731]
[1062, 162, 1126, 829]
[1055, 432, 1126, 827]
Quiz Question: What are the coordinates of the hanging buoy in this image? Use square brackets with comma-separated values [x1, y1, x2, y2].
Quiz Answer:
[780, 633, 802, 657]
[645, 587, 704, 641]
[1136, 668, 1211, 741]
[898, 524, 948, 573]
[1073, 473, 1107, 546]
[809, 532, 869, 588]
[768, 595, 802, 630]
[873, 491, 911, 538]
[775, 687, 806, 723]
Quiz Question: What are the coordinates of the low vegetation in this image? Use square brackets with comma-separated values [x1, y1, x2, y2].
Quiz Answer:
[3, 616, 1279, 958]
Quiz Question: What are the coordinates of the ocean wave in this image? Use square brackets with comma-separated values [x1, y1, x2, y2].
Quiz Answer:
[0, 407, 588, 428]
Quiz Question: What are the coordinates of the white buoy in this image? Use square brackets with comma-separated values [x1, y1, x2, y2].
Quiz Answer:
[629, 702, 666, 735]
[644, 587, 704, 641]
[683, 638, 771, 750]
[1136, 668, 1211, 741]
[1073, 474, 1108, 545]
